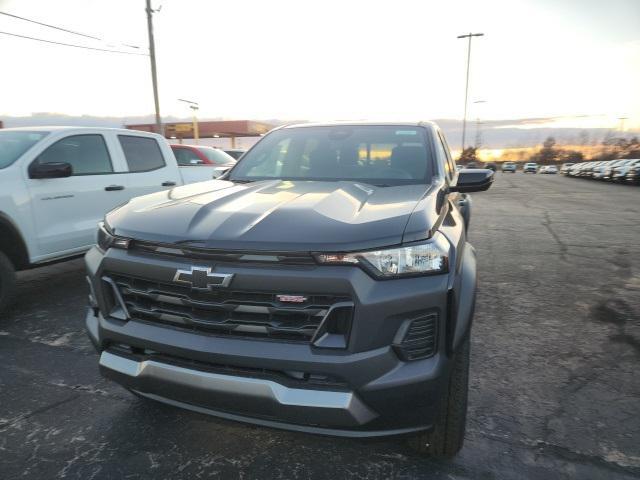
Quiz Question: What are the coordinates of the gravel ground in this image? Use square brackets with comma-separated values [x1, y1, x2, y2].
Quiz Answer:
[1, 173, 638, 479]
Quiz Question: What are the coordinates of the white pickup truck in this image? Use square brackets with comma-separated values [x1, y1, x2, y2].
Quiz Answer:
[0, 126, 227, 311]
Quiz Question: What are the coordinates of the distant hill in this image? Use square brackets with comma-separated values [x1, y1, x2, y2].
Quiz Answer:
[1, 113, 634, 150]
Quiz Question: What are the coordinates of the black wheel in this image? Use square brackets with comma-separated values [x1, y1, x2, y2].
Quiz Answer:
[407, 336, 470, 458]
[0, 252, 17, 314]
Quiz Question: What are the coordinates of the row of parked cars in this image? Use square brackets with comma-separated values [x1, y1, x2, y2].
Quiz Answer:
[500, 162, 557, 174]
[562, 158, 640, 183]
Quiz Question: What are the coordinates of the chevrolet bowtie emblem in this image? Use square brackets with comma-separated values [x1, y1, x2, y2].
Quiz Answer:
[173, 266, 234, 290]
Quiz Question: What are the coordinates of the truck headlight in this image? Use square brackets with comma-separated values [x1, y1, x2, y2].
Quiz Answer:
[316, 233, 449, 278]
[97, 222, 130, 251]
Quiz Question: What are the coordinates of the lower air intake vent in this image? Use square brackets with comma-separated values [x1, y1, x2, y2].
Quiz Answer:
[394, 313, 438, 361]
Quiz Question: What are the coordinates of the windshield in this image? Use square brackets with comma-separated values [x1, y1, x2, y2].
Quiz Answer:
[0, 131, 50, 169]
[198, 147, 236, 165]
[229, 126, 433, 185]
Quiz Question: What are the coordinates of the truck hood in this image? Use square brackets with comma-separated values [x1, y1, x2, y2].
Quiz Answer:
[106, 179, 438, 252]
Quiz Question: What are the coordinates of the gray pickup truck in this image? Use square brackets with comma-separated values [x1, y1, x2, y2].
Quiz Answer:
[85, 122, 493, 457]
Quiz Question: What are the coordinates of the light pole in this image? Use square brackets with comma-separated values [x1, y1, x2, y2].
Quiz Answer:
[146, 0, 162, 135]
[178, 98, 200, 144]
[457, 32, 484, 154]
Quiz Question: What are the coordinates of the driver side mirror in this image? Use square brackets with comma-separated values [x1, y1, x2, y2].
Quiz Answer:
[450, 168, 494, 193]
[29, 162, 73, 179]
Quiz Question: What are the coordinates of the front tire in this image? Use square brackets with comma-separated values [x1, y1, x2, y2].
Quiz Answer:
[0, 252, 17, 314]
[407, 336, 470, 458]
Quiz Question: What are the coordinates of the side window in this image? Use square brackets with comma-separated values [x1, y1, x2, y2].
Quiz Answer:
[118, 135, 166, 172]
[173, 147, 202, 166]
[37, 134, 113, 175]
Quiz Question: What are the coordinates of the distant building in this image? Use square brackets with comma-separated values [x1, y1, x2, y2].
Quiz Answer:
[126, 120, 275, 149]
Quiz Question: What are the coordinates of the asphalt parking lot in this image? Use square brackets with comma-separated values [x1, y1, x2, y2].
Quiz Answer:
[1, 174, 638, 480]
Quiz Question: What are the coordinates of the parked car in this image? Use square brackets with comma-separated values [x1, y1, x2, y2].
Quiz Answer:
[576, 161, 597, 178]
[0, 127, 226, 312]
[576, 162, 595, 177]
[567, 163, 582, 176]
[523, 162, 538, 173]
[540, 165, 558, 174]
[86, 121, 494, 458]
[501, 162, 517, 173]
[625, 163, 640, 184]
[223, 148, 247, 160]
[611, 159, 639, 182]
[560, 163, 575, 175]
[605, 159, 636, 181]
[592, 160, 615, 180]
[465, 161, 479, 169]
[485, 163, 497, 171]
[171, 144, 236, 167]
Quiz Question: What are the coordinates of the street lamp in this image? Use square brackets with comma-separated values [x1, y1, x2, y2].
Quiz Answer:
[457, 32, 484, 154]
[178, 98, 200, 144]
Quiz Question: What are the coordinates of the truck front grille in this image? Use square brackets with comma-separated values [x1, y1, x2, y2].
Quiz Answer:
[106, 274, 353, 343]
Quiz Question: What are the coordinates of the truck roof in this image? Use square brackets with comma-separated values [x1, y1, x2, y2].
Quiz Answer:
[280, 121, 438, 130]
[1, 126, 162, 137]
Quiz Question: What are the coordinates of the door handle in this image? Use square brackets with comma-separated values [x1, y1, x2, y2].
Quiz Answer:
[105, 185, 125, 191]
[162, 181, 176, 186]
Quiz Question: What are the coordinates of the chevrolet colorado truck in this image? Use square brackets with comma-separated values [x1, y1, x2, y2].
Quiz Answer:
[0, 126, 225, 312]
[85, 122, 494, 457]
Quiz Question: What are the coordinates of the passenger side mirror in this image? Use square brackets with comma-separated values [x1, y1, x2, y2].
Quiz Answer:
[29, 162, 73, 179]
[451, 168, 494, 193]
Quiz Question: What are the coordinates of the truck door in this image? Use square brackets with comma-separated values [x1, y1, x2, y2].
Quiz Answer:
[26, 133, 131, 257]
[115, 134, 182, 197]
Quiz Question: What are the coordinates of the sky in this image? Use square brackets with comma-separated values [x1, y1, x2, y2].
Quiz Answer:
[0, 0, 639, 130]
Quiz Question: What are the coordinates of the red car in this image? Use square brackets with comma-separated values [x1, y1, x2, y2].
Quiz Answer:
[171, 144, 236, 167]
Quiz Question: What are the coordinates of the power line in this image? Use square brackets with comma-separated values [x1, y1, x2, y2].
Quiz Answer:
[0, 30, 148, 56]
[0, 10, 140, 49]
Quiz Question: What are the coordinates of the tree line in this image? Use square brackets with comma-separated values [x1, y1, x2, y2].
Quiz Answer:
[459, 135, 640, 165]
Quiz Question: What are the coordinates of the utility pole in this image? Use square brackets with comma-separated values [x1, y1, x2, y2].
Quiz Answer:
[457, 32, 484, 153]
[146, 0, 162, 135]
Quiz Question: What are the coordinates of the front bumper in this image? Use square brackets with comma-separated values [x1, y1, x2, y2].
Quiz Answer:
[99, 349, 380, 435]
[85, 244, 475, 436]
[87, 306, 448, 436]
